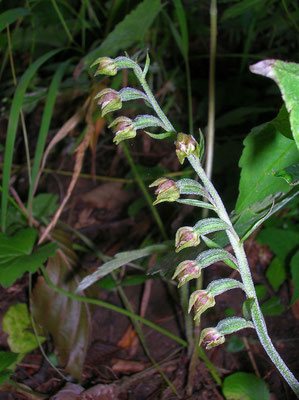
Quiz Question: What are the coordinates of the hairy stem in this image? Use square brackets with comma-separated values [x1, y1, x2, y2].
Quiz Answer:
[188, 154, 299, 397]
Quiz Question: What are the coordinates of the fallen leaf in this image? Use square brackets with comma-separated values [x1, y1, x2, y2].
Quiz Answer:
[111, 358, 147, 374]
[51, 383, 84, 400]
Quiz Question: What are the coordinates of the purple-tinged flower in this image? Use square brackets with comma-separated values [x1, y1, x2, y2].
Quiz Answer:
[91, 57, 117, 76]
[95, 88, 122, 117]
[199, 327, 225, 350]
[108, 116, 136, 145]
[175, 226, 200, 253]
[188, 289, 215, 321]
[175, 133, 200, 164]
[172, 260, 201, 287]
[149, 178, 180, 205]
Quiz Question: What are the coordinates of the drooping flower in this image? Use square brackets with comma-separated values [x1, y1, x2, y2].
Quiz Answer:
[188, 289, 215, 321]
[95, 88, 122, 117]
[91, 57, 117, 76]
[175, 226, 200, 253]
[149, 178, 180, 205]
[199, 327, 225, 350]
[172, 260, 201, 287]
[175, 133, 200, 164]
[108, 116, 136, 144]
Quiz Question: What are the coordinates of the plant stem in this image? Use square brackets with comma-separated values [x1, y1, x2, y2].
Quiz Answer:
[187, 154, 299, 397]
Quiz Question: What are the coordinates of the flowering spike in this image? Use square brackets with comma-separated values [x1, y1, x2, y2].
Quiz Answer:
[188, 290, 215, 321]
[199, 327, 225, 349]
[172, 260, 201, 287]
[109, 116, 136, 144]
[91, 57, 117, 76]
[175, 133, 200, 164]
[175, 226, 200, 253]
[95, 88, 122, 117]
[149, 178, 180, 205]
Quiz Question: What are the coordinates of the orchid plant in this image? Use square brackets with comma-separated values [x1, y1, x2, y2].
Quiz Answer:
[91, 54, 299, 397]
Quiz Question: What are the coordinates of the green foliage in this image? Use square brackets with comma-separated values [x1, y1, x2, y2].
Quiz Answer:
[261, 296, 285, 316]
[226, 335, 245, 353]
[0, 228, 58, 288]
[2, 303, 45, 353]
[0, 351, 18, 386]
[266, 257, 286, 292]
[223, 372, 270, 400]
[0, 8, 30, 32]
[236, 108, 298, 213]
[290, 250, 299, 305]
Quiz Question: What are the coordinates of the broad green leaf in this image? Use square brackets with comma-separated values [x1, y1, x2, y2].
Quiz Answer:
[226, 335, 245, 353]
[0, 352, 18, 371]
[77, 243, 171, 292]
[0, 370, 12, 386]
[31, 194, 59, 219]
[223, 372, 270, 400]
[274, 163, 299, 186]
[290, 250, 299, 305]
[0, 8, 30, 32]
[261, 296, 285, 316]
[255, 284, 267, 301]
[2, 304, 45, 353]
[266, 257, 286, 291]
[221, 0, 262, 20]
[235, 109, 298, 213]
[0, 227, 58, 288]
[257, 227, 299, 262]
[31, 231, 95, 379]
[84, 0, 161, 65]
[251, 60, 299, 148]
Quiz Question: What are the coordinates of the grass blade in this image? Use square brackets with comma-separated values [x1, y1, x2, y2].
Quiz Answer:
[0, 8, 30, 32]
[1, 49, 61, 232]
[172, 0, 189, 57]
[27, 60, 70, 219]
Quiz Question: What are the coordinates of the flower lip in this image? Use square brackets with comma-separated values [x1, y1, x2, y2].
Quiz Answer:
[200, 327, 225, 350]
[172, 260, 201, 287]
[92, 57, 117, 76]
[95, 88, 122, 117]
[108, 116, 136, 145]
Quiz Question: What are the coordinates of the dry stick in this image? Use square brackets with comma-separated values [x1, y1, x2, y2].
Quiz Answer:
[243, 336, 261, 378]
[186, 0, 218, 396]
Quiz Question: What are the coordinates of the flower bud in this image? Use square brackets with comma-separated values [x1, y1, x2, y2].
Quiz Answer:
[95, 88, 122, 117]
[175, 133, 200, 164]
[188, 290, 215, 321]
[92, 57, 117, 76]
[199, 327, 225, 350]
[175, 226, 200, 253]
[149, 178, 180, 205]
[108, 116, 136, 145]
[172, 260, 201, 287]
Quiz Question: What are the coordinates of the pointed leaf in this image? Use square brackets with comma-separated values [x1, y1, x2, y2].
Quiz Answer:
[216, 317, 254, 336]
[240, 202, 274, 243]
[196, 249, 238, 270]
[176, 199, 215, 211]
[194, 218, 231, 236]
[242, 298, 255, 320]
[207, 278, 245, 297]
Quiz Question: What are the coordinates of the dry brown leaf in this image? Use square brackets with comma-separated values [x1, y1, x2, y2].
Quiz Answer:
[78, 383, 120, 400]
[79, 182, 132, 211]
[50, 383, 84, 400]
[39, 100, 94, 244]
[117, 325, 137, 349]
[111, 358, 147, 374]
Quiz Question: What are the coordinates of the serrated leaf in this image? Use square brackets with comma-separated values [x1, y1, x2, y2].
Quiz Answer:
[274, 163, 299, 186]
[31, 232, 92, 379]
[0, 228, 58, 288]
[235, 108, 298, 213]
[2, 304, 45, 353]
[77, 243, 170, 292]
[223, 372, 270, 400]
[251, 60, 299, 149]
[216, 317, 254, 336]
[84, 0, 161, 65]
[290, 250, 299, 305]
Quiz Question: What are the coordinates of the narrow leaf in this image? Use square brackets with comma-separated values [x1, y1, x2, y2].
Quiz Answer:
[194, 218, 231, 236]
[176, 199, 215, 211]
[0, 8, 30, 32]
[207, 278, 245, 297]
[216, 317, 254, 336]
[240, 201, 274, 243]
[196, 249, 238, 269]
